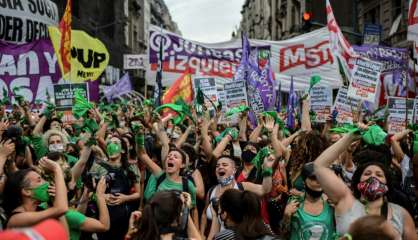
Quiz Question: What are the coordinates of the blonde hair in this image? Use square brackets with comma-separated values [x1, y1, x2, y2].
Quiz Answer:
[42, 129, 68, 147]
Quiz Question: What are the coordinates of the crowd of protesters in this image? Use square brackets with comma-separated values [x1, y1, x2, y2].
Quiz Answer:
[0, 92, 417, 240]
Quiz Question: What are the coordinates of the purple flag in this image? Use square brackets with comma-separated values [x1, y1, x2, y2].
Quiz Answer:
[286, 77, 297, 129]
[104, 73, 132, 101]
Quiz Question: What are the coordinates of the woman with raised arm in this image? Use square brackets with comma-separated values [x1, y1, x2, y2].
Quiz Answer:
[313, 131, 417, 240]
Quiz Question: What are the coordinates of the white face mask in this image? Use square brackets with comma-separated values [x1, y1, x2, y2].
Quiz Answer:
[49, 143, 64, 153]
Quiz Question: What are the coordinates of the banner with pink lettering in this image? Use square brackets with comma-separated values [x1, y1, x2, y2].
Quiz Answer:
[147, 25, 343, 92]
[0, 39, 99, 104]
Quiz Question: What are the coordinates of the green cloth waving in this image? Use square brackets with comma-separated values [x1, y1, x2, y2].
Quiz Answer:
[72, 89, 93, 119]
[225, 105, 249, 117]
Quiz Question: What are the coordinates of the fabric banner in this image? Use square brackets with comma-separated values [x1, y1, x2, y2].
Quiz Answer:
[387, 96, 414, 134]
[333, 86, 361, 124]
[147, 25, 343, 92]
[310, 86, 333, 123]
[347, 58, 382, 103]
[0, 0, 59, 44]
[104, 73, 132, 101]
[408, 0, 418, 57]
[48, 26, 109, 82]
[0, 39, 99, 104]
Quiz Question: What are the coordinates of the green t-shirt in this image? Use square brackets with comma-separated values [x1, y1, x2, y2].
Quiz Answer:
[65, 210, 87, 240]
[144, 172, 196, 207]
[289, 197, 335, 240]
[89, 162, 141, 184]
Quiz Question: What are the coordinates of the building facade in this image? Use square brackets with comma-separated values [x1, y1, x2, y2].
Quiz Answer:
[357, 0, 409, 47]
[238, 0, 356, 41]
[52, 0, 179, 94]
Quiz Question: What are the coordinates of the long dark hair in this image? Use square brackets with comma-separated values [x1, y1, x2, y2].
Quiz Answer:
[351, 161, 392, 199]
[219, 189, 272, 239]
[137, 190, 183, 240]
[3, 169, 34, 216]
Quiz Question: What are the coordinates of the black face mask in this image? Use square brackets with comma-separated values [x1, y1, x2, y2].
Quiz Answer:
[241, 150, 256, 163]
[305, 185, 323, 199]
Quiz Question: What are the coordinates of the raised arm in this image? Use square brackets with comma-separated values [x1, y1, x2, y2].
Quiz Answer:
[249, 116, 263, 143]
[301, 98, 311, 131]
[391, 129, 411, 162]
[212, 135, 232, 160]
[8, 158, 68, 228]
[32, 115, 47, 136]
[152, 119, 170, 166]
[70, 145, 92, 189]
[238, 112, 248, 141]
[242, 154, 275, 196]
[200, 116, 213, 157]
[136, 124, 163, 176]
[175, 125, 193, 148]
[313, 133, 355, 213]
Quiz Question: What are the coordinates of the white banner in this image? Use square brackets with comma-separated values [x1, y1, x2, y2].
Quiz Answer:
[0, 0, 59, 44]
[310, 86, 333, 122]
[123, 54, 147, 69]
[347, 58, 382, 103]
[147, 25, 343, 92]
[387, 96, 414, 134]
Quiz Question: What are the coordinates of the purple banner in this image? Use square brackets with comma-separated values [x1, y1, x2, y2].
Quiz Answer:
[148, 25, 270, 78]
[0, 39, 99, 104]
[353, 45, 408, 72]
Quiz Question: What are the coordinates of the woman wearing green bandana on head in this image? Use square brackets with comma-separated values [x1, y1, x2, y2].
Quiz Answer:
[89, 136, 141, 240]
[3, 157, 68, 229]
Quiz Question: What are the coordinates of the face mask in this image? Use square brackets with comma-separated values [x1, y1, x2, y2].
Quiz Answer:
[49, 143, 64, 153]
[241, 150, 256, 163]
[107, 142, 121, 158]
[305, 185, 323, 199]
[218, 175, 234, 187]
[357, 176, 388, 201]
[31, 182, 50, 202]
[120, 121, 126, 128]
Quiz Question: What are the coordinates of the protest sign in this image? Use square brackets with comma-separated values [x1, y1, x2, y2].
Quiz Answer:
[54, 83, 89, 110]
[310, 86, 333, 122]
[193, 77, 218, 105]
[224, 81, 248, 123]
[363, 23, 382, 45]
[414, 97, 418, 124]
[49, 27, 110, 82]
[347, 58, 382, 103]
[333, 86, 361, 124]
[147, 25, 343, 92]
[123, 54, 147, 70]
[0, 39, 99, 104]
[0, 0, 58, 44]
[353, 45, 409, 105]
[387, 97, 414, 134]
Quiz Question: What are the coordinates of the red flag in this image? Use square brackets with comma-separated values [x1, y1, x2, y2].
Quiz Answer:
[162, 70, 193, 104]
[59, 0, 72, 76]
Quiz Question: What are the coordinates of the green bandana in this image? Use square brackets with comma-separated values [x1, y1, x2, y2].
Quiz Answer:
[214, 128, 239, 143]
[361, 125, 387, 146]
[309, 75, 321, 89]
[196, 87, 205, 105]
[413, 132, 418, 155]
[107, 143, 121, 157]
[72, 89, 93, 119]
[225, 105, 249, 117]
[251, 147, 272, 171]
[31, 182, 50, 202]
[143, 99, 153, 106]
[12, 86, 25, 105]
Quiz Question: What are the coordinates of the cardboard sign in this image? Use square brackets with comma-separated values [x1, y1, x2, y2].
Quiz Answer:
[310, 86, 333, 122]
[54, 83, 89, 110]
[333, 86, 361, 124]
[387, 96, 414, 134]
[224, 81, 248, 123]
[347, 58, 382, 103]
[123, 54, 147, 69]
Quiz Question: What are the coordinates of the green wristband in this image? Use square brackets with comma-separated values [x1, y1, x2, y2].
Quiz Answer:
[262, 168, 273, 177]
[135, 134, 145, 146]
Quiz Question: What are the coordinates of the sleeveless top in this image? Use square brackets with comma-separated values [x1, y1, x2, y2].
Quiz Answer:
[206, 183, 241, 220]
[290, 198, 335, 240]
[335, 199, 404, 236]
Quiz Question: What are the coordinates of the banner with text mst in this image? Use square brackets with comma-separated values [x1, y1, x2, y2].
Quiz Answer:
[333, 86, 361, 124]
[54, 83, 89, 110]
[0, 39, 99, 104]
[310, 86, 333, 122]
[0, 0, 59, 44]
[147, 25, 343, 92]
[387, 96, 414, 134]
[347, 58, 382, 103]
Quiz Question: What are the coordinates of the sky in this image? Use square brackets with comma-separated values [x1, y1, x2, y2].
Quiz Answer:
[165, 0, 245, 43]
